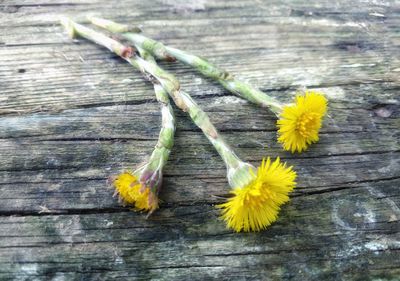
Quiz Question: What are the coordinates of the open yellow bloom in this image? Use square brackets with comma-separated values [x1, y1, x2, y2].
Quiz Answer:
[218, 157, 296, 232]
[277, 91, 327, 153]
[113, 172, 158, 212]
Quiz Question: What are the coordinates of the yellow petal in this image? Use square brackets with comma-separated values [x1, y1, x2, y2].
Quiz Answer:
[218, 158, 297, 232]
[277, 91, 327, 153]
[113, 171, 158, 212]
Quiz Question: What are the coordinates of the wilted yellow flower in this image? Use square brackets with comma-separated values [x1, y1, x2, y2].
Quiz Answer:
[277, 91, 327, 153]
[113, 172, 158, 212]
[218, 157, 296, 232]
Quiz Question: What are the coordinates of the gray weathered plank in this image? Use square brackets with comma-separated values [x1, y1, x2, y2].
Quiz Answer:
[0, 0, 399, 280]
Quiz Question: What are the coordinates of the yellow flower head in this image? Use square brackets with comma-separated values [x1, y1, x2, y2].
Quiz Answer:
[218, 157, 296, 232]
[112, 172, 159, 212]
[277, 91, 327, 153]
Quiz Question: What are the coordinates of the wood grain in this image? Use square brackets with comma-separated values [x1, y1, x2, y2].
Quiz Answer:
[0, 0, 399, 280]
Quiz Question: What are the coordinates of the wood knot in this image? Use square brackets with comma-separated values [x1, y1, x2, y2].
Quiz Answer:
[373, 104, 397, 118]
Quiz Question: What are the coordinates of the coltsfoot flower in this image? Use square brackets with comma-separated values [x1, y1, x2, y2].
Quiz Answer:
[277, 91, 328, 153]
[113, 171, 158, 212]
[219, 157, 296, 232]
[63, 18, 298, 231]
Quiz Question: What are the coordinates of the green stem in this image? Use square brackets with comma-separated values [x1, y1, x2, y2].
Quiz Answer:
[132, 57, 244, 170]
[136, 46, 175, 186]
[61, 17, 254, 188]
[166, 47, 283, 114]
[88, 16, 283, 115]
[88, 16, 176, 62]
[60, 16, 175, 195]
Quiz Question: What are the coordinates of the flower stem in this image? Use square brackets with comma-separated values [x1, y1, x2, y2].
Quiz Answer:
[138, 50, 175, 192]
[166, 47, 283, 115]
[88, 16, 283, 115]
[88, 16, 176, 62]
[60, 17, 176, 197]
[61, 17, 253, 186]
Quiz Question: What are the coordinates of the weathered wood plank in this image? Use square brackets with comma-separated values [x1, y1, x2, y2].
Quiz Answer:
[0, 0, 399, 280]
[0, 185, 399, 280]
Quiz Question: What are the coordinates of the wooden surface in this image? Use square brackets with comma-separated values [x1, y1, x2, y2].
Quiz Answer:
[1, 0, 399, 280]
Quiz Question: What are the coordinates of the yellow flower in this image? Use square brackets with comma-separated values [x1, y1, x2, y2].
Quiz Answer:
[277, 91, 327, 153]
[112, 172, 158, 212]
[218, 157, 296, 232]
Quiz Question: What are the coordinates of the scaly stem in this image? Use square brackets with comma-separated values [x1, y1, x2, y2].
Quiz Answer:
[88, 16, 176, 62]
[60, 17, 175, 198]
[61, 17, 254, 187]
[88, 16, 283, 115]
[137, 47, 175, 193]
